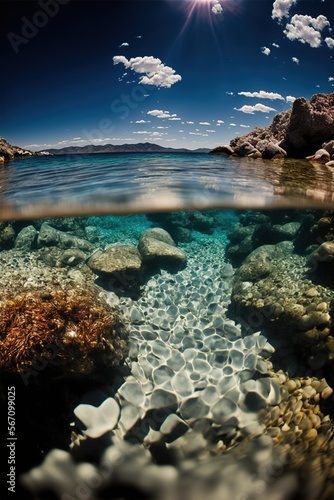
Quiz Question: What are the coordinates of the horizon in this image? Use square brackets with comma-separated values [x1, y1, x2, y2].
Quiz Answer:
[2, 0, 333, 152]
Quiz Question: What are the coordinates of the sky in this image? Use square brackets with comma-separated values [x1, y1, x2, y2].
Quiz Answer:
[1, 0, 334, 151]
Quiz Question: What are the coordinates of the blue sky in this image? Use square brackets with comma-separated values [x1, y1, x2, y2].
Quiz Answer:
[1, 0, 333, 151]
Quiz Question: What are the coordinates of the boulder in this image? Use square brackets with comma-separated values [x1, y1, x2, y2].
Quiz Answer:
[209, 145, 234, 155]
[88, 244, 142, 278]
[0, 223, 16, 249]
[306, 149, 331, 164]
[235, 142, 259, 157]
[138, 228, 186, 268]
[262, 142, 287, 159]
[37, 222, 93, 251]
[15, 225, 38, 251]
[212, 92, 334, 159]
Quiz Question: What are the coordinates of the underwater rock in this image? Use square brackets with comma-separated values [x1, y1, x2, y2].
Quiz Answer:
[59, 248, 87, 267]
[307, 241, 334, 271]
[146, 211, 215, 241]
[0, 222, 16, 249]
[88, 244, 142, 279]
[14, 225, 38, 250]
[74, 397, 120, 438]
[0, 287, 128, 379]
[230, 240, 334, 372]
[38, 222, 93, 251]
[138, 228, 186, 268]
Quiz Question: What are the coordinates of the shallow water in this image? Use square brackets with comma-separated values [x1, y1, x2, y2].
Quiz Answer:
[1, 153, 334, 220]
[1, 155, 334, 500]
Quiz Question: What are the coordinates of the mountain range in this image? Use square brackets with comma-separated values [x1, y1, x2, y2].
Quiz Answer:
[42, 142, 211, 155]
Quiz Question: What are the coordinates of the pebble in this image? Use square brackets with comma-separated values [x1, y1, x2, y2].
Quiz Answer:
[304, 428, 318, 441]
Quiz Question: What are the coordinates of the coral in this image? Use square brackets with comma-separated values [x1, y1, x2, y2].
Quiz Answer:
[0, 287, 128, 378]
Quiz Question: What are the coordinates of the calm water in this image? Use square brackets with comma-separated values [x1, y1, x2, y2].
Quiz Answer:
[1, 153, 334, 500]
[1, 152, 334, 219]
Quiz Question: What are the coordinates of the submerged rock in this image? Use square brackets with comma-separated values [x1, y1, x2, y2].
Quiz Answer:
[15, 225, 38, 251]
[37, 222, 93, 251]
[138, 228, 186, 268]
[88, 244, 142, 280]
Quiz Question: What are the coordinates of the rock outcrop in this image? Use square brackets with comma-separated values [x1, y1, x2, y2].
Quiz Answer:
[0, 137, 50, 164]
[211, 92, 334, 161]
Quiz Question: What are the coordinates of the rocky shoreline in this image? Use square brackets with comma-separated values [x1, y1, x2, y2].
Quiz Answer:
[211, 92, 334, 166]
[0, 137, 50, 165]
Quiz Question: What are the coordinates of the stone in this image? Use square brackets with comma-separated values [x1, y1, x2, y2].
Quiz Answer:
[88, 244, 142, 278]
[59, 249, 87, 267]
[138, 228, 186, 268]
[0, 224, 16, 249]
[74, 397, 120, 438]
[15, 225, 38, 250]
[221, 92, 334, 158]
[306, 148, 331, 163]
[209, 145, 234, 155]
[38, 223, 93, 251]
[262, 142, 287, 159]
[235, 141, 259, 157]
[118, 380, 145, 407]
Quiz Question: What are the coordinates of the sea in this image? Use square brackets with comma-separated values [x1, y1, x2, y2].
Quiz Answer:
[1, 152, 334, 500]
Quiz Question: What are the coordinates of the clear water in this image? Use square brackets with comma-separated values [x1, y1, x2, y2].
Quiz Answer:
[1, 153, 334, 220]
[1, 154, 334, 500]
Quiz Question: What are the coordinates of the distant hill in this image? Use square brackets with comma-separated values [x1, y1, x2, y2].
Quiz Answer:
[42, 142, 211, 155]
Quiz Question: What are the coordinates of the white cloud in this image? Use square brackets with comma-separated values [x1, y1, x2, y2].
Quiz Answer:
[133, 131, 150, 134]
[179, 130, 184, 133]
[199, 121, 211, 125]
[206, 130, 216, 133]
[119, 42, 129, 47]
[286, 95, 296, 103]
[234, 103, 277, 114]
[284, 14, 330, 48]
[329, 77, 334, 81]
[113, 55, 182, 88]
[261, 46, 271, 56]
[147, 109, 180, 120]
[325, 37, 334, 49]
[217, 120, 224, 124]
[272, 42, 280, 48]
[240, 125, 250, 128]
[72, 137, 82, 140]
[238, 90, 284, 100]
[272, 0, 297, 22]
[186, 121, 194, 124]
[135, 119, 148, 123]
[157, 126, 169, 129]
[229, 123, 237, 126]
[212, 2, 223, 15]
[292, 57, 300, 64]
[226, 91, 234, 96]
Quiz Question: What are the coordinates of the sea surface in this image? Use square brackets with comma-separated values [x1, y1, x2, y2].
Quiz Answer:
[1, 152, 334, 500]
[1, 152, 334, 219]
